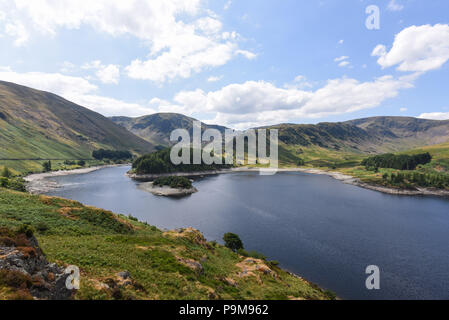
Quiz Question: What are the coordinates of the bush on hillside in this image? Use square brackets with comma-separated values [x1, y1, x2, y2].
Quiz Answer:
[223, 233, 244, 252]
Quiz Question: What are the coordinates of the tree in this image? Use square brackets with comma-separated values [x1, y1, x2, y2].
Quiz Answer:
[42, 161, 52, 172]
[223, 233, 244, 252]
[1, 167, 11, 178]
[77, 160, 86, 167]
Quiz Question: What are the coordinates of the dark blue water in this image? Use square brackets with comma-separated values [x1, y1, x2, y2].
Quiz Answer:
[46, 166, 449, 300]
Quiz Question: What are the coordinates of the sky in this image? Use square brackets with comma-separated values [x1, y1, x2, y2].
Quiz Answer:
[0, 0, 448, 129]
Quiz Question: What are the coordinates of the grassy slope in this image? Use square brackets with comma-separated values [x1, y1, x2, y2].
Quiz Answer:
[0, 188, 332, 300]
[0, 81, 154, 172]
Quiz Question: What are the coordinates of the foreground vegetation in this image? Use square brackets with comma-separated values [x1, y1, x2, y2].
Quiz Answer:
[0, 188, 333, 300]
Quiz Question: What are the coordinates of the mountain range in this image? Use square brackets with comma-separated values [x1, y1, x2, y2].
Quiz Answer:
[1, 80, 449, 170]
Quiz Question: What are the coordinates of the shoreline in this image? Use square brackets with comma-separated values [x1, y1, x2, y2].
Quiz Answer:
[129, 167, 449, 199]
[24, 164, 128, 194]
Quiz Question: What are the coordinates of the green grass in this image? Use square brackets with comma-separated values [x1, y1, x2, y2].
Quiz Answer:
[0, 188, 332, 300]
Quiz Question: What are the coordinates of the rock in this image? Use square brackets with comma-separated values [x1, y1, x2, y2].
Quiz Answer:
[177, 258, 204, 275]
[117, 271, 131, 280]
[225, 277, 238, 287]
[0, 233, 75, 300]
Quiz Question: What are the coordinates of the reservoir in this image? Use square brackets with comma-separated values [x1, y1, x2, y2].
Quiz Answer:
[46, 165, 449, 300]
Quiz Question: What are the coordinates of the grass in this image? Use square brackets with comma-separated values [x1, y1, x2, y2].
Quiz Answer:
[0, 188, 332, 300]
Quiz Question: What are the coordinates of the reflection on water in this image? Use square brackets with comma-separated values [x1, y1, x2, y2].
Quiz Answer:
[46, 166, 449, 300]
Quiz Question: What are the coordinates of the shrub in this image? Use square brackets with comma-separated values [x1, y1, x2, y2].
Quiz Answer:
[0, 177, 8, 188]
[17, 224, 35, 238]
[1, 167, 12, 178]
[36, 222, 49, 233]
[223, 233, 244, 252]
[7, 178, 26, 192]
[42, 161, 52, 172]
[77, 160, 86, 167]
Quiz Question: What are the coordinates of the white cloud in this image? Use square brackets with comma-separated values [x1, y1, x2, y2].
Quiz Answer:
[82, 60, 120, 84]
[418, 112, 449, 120]
[334, 56, 349, 62]
[236, 50, 257, 60]
[338, 39, 344, 45]
[5, 21, 28, 46]
[224, 0, 232, 10]
[387, 0, 404, 12]
[0, 0, 254, 83]
[0, 68, 154, 116]
[400, 107, 408, 112]
[372, 24, 449, 72]
[151, 74, 416, 129]
[334, 56, 351, 68]
[207, 75, 223, 82]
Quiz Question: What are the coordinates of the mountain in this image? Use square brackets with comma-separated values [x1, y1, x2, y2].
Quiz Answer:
[0, 81, 154, 161]
[110, 113, 228, 147]
[345, 116, 449, 151]
[269, 117, 449, 154]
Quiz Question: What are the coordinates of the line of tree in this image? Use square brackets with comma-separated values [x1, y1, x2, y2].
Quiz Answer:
[382, 171, 449, 189]
[362, 152, 432, 171]
[92, 149, 132, 161]
[132, 148, 231, 175]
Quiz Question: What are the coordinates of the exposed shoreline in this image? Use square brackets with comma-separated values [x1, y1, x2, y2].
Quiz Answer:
[24, 164, 128, 194]
[129, 167, 449, 198]
[24, 162, 449, 198]
[137, 181, 198, 197]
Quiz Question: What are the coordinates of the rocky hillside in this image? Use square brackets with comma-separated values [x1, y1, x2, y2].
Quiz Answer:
[0, 81, 154, 162]
[269, 117, 449, 155]
[0, 226, 73, 300]
[111, 113, 228, 148]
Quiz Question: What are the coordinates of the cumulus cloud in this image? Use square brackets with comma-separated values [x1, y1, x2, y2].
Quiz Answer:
[0, 68, 154, 116]
[0, 0, 255, 83]
[150, 74, 416, 129]
[418, 112, 449, 120]
[372, 24, 449, 72]
[83, 60, 120, 84]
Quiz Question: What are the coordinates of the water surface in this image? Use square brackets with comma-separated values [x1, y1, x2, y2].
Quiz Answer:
[46, 166, 449, 300]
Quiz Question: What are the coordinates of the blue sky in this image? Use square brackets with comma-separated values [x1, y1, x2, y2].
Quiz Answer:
[0, 0, 448, 129]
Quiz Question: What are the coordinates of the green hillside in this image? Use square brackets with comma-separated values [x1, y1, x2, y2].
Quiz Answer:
[0, 188, 333, 300]
[110, 113, 228, 147]
[0, 81, 154, 172]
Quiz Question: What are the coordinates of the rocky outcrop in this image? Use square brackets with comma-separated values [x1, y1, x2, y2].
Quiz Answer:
[0, 228, 75, 300]
[137, 182, 198, 197]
